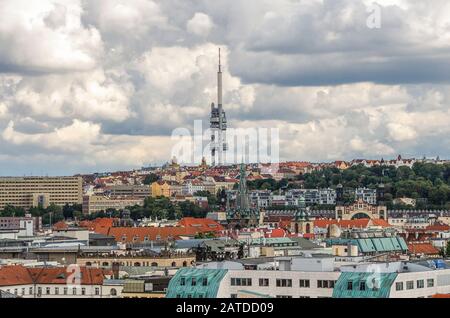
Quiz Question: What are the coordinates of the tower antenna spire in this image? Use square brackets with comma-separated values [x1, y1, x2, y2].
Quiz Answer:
[219, 48, 222, 72]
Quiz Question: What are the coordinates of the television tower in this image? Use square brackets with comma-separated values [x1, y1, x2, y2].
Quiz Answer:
[210, 48, 228, 166]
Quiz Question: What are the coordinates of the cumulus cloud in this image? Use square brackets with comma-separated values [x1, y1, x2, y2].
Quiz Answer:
[187, 13, 214, 37]
[0, 0, 449, 175]
[0, 0, 103, 73]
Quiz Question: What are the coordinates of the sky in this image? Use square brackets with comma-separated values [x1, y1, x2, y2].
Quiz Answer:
[0, 0, 450, 175]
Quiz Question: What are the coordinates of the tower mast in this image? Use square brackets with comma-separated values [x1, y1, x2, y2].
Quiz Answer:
[210, 48, 227, 166]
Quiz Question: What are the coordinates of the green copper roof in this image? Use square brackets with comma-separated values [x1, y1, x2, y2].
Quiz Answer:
[332, 272, 398, 298]
[166, 268, 228, 298]
[326, 237, 408, 254]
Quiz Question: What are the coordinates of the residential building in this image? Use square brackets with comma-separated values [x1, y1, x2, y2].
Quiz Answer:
[82, 195, 144, 215]
[0, 265, 117, 298]
[105, 185, 151, 199]
[0, 177, 82, 210]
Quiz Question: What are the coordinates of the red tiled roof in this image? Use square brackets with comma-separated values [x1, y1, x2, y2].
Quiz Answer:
[107, 226, 205, 243]
[28, 267, 104, 285]
[371, 219, 391, 227]
[407, 242, 440, 255]
[0, 266, 33, 286]
[178, 218, 224, 232]
[53, 221, 69, 231]
[265, 228, 287, 238]
[432, 294, 450, 298]
[0, 266, 104, 287]
[426, 224, 450, 232]
[314, 219, 390, 229]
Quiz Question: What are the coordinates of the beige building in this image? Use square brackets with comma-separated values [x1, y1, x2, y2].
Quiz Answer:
[335, 199, 387, 220]
[82, 195, 144, 215]
[0, 177, 82, 210]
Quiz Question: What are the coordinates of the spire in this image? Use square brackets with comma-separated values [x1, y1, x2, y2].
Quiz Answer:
[219, 48, 222, 73]
[217, 48, 223, 108]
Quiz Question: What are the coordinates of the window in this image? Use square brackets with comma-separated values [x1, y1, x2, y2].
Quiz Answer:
[180, 277, 186, 286]
[55, 287, 59, 295]
[396, 282, 404, 291]
[73, 287, 77, 295]
[192, 278, 197, 286]
[318, 280, 335, 289]
[110, 288, 117, 296]
[231, 278, 252, 286]
[347, 282, 353, 291]
[276, 295, 293, 298]
[64, 287, 68, 295]
[29, 287, 33, 295]
[276, 279, 292, 287]
[259, 278, 269, 287]
[95, 288, 100, 296]
[299, 280, 310, 288]
[14, 289, 18, 295]
[359, 282, 366, 291]
[406, 281, 414, 290]
[46, 287, 51, 295]
[202, 278, 208, 286]
[21, 288, 25, 295]
[417, 280, 424, 289]
[37, 287, 42, 295]
[231, 294, 237, 298]
[427, 279, 434, 288]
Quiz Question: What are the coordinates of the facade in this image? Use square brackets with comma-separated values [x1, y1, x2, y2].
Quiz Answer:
[82, 195, 144, 215]
[0, 216, 41, 237]
[0, 177, 82, 210]
[167, 258, 450, 299]
[355, 188, 377, 205]
[0, 265, 117, 298]
[334, 261, 450, 298]
[151, 181, 181, 198]
[166, 257, 340, 298]
[105, 185, 151, 199]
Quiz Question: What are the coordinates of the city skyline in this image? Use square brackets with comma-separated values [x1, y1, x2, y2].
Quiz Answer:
[0, 1, 449, 176]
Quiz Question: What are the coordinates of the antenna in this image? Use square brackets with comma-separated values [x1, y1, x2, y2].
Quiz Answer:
[219, 48, 221, 72]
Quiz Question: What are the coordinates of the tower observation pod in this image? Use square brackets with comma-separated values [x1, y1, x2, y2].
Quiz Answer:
[210, 48, 228, 166]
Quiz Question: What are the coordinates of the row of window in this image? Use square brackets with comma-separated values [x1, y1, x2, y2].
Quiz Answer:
[396, 279, 434, 291]
[230, 278, 335, 289]
[180, 277, 209, 287]
[2, 287, 101, 296]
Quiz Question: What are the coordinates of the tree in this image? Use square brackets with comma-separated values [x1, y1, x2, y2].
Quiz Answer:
[446, 241, 450, 258]
[143, 173, 159, 185]
[0, 205, 26, 217]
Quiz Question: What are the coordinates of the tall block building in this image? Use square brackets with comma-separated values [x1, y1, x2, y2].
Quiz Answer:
[0, 177, 83, 210]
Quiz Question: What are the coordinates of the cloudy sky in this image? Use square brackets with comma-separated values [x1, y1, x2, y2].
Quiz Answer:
[0, 0, 450, 175]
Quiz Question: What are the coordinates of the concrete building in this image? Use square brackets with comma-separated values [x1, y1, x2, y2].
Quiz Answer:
[0, 177, 82, 210]
[105, 185, 151, 199]
[0, 265, 118, 298]
[166, 257, 450, 298]
[0, 216, 41, 237]
[82, 195, 144, 215]
[166, 256, 340, 298]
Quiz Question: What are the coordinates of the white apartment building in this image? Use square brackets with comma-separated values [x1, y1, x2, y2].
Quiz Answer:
[355, 188, 377, 205]
[167, 257, 450, 298]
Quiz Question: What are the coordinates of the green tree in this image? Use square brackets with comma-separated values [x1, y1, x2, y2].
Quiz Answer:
[143, 173, 159, 185]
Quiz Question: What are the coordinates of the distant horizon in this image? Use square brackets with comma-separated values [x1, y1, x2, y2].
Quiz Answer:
[0, 154, 447, 178]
